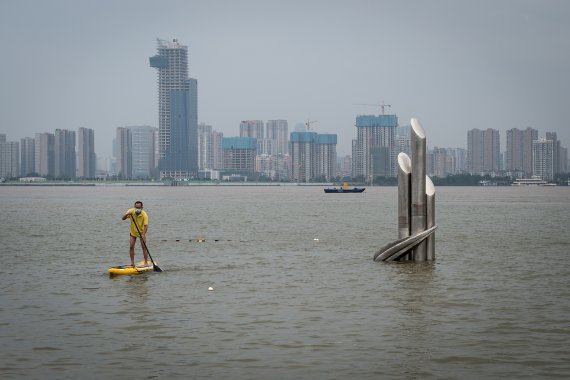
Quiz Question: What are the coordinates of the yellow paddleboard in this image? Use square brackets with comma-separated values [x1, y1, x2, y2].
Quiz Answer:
[108, 260, 157, 276]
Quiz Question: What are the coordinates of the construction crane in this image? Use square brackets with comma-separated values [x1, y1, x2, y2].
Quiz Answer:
[355, 101, 392, 115]
[305, 119, 318, 131]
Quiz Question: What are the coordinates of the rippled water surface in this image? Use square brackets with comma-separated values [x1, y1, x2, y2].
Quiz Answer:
[1, 185, 569, 379]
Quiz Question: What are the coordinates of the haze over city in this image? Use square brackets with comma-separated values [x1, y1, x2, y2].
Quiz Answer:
[1, 0, 569, 158]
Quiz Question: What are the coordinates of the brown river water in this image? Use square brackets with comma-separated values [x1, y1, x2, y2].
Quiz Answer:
[1, 185, 569, 379]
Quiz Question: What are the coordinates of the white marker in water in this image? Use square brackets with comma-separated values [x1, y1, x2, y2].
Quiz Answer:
[314, 238, 319, 241]
[208, 287, 214, 291]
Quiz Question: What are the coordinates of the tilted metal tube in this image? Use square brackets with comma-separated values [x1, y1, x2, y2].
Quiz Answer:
[410, 118, 427, 261]
[397, 152, 412, 239]
[373, 225, 438, 262]
[426, 175, 436, 261]
[397, 152, 412, 260]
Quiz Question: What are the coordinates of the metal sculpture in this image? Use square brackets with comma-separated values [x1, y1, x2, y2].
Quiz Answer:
[374, 118, 437, 262]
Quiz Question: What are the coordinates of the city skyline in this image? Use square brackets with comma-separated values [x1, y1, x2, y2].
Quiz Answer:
[1, 1, 569, 158]
[2, 123, 567, 180]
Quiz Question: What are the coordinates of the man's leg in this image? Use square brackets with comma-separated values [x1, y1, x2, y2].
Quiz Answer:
[129, 235, 136, 266]
[141, 236, 149, 265]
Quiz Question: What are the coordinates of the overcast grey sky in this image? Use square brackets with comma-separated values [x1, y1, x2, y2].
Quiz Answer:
[1, 0, 569, 158]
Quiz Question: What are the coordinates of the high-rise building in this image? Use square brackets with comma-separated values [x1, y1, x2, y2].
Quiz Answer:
[211, 131, 224, 170]
[546, 132, 562, 175]
[266, 120, 289, 155]
[54, 129, 76, 179]
[197, 123, 224, 171]
[257, 139, 273, 155]
[446, 148, 468, 174]
[240, 120, 264, 139]
[198, 123, 213, 170]
[115, 127, 132, 179]
[338, 155, 352, 178]
[467, 128, 500, 175]
[152, 128, 159, 170]
[291, 132, 313, 182]
[253, 153, 291, 180]
[506, 127, 537, 176]
[560, 146, 568, 173]
[290, 132, 337, 182]
[96, 155, 115, 177]
[35, 132, 55, 177]
[255, 154, 274, 178]
[77, 127, 96, 179]
[240, 120, 265, 158]
[0, 134, 20, 179]
[352, 114, 398, 178]
[315, 134, 337, 181]
[395, 125, 411, 159]
[150, 38, 198, 179]
[222, 137, 257, 175]
[532, 138, 554, 181]
[20, 137, 35, 177]
[428, 147, 454, 177]
[129, 126, 157, 179]
[273, 154, 290, 181]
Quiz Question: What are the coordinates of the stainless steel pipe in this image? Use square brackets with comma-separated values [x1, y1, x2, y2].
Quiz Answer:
[373, 225, 438, 262]
[375, 118, 436, 262]
[397, 153, 412, 260]
[397, 152, 412, 239]
[410, 118, 427, 261]
[426, 175, 435, 261]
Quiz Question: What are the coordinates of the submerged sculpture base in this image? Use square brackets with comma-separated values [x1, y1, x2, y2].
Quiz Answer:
[373, 225, 438, 262]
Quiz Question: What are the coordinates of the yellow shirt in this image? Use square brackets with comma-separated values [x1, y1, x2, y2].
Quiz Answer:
[126, 208, 148, 237]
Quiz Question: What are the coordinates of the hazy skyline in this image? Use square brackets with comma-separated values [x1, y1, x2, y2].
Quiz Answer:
[1, 0, 569, 158]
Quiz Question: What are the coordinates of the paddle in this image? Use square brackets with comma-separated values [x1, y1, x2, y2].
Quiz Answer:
[130, 213, 163, 272]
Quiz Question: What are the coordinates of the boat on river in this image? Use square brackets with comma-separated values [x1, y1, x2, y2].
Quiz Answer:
[324, 182, 365, 193]
[512, 177, 550, 186]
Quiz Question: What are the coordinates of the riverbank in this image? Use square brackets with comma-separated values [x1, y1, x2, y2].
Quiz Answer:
[0, 181, 335, 187]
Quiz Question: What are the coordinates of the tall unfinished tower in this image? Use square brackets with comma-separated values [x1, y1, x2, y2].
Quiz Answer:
[150, 38, 197, 179]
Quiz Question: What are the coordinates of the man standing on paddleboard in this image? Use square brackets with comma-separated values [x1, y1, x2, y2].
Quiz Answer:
[122, 201, 150, 267]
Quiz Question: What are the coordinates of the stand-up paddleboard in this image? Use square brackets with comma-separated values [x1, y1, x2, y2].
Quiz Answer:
[108, 260, 157, 276]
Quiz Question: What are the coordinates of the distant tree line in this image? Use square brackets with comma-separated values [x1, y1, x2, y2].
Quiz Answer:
[554, 173, 570, 185]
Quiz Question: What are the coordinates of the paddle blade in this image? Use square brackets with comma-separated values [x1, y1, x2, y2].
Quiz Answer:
[153, 263, 163, 272]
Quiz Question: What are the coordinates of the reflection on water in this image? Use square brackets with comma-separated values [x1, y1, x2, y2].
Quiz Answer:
[0, 185, 569, 379]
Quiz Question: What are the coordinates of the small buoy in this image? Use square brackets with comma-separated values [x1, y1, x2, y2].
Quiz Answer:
[208, 287, 214, 291]
[314, 238, 319, 241]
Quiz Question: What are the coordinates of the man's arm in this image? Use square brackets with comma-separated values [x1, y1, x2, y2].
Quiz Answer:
[142, 212, 149, 237]
[122, 210, 133, 220]
[141, 212, 149, 240]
